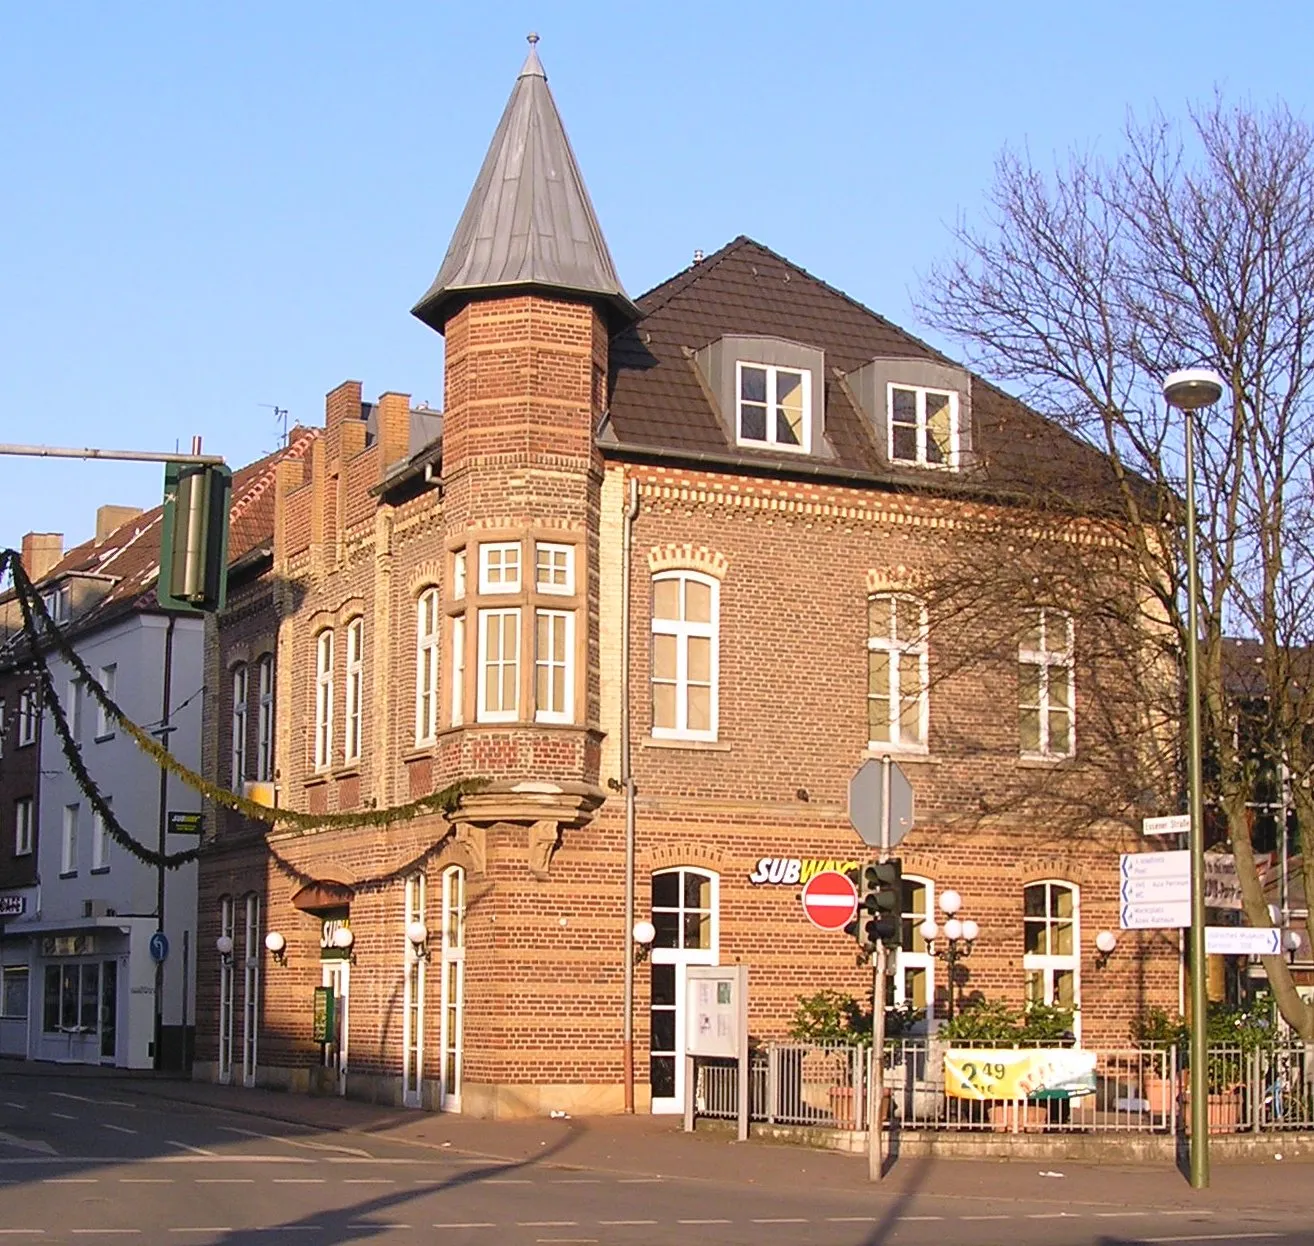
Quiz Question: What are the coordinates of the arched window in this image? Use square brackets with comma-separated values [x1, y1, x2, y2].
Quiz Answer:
[1019, 609, 1075, 757]
[867, 594, 928, 750]
[344, 618, 364, 764]
[892, 875, 934, 1025]
[230, 664, 248, 788]
[255, 655, 275, 782]
[651, 572, 719, 742]
[416, 589, 440, 744]
[313, 630, 334, 771]
[1023, 880, 1079, 1016]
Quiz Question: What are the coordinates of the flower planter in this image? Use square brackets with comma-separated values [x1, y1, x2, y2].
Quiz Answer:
[1143, 1073, 1175, 1116]
[989, 1101, 1050, 1132]
[1183, 1089, 1243, 1134]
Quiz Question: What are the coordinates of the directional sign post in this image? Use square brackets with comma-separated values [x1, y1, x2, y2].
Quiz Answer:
[1120, 851, 1242, 928]
[1205, 926, 1282, 957]
[801, 870, 859, 932]
[149, 931, 169, 964]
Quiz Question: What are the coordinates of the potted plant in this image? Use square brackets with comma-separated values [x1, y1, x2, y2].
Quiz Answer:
[788, 990, 867, 1126]
[1130, 1007, 1186, 1115]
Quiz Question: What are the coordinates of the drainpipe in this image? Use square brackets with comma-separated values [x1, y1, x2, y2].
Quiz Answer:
[621, 476, 640, 1113]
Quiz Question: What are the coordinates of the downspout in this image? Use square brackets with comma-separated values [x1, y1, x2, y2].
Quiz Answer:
[621, 476, 640, 1113]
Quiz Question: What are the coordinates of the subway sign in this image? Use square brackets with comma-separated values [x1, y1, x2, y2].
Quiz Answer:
[748, 857, 861, 886]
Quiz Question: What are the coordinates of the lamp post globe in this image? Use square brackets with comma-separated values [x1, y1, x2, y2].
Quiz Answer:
[1162, 368, 1224, 412]
[939, 889, 962, 916]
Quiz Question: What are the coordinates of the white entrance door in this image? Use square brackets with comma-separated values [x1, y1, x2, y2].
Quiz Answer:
[321, 960, 349, 1096]
[649, 868, 718, 1115]
[438, 866, 465, 1112]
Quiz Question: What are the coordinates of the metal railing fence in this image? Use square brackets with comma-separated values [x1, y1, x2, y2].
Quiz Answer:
[694, 1038, 1314, 1135]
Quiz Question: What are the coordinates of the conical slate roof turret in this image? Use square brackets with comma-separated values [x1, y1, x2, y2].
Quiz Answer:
[413, 35, 639, 331]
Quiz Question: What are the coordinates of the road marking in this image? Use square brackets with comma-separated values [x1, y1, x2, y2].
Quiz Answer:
[617, 1177, 663, 1183]
[119, 1178, 174, 1184]
[344, 1178, 395, 1185]
[678, 1220, 731, 1225]
[518, 1223, 578, 1229]
[165, 1140, 216, 1157]
[3, 1103, 26, 1111]
[553, 1178, 601, 1184]
[42, 1178, 98, 1184]
[0, 1234, 44, 1238]
[1029, 1212, 1079, 1219]
[217, 1125, 372, 1158]
[1097, 1211, 1150, 1217]
[50, 1113, 76, 1121]
[432, 1224, 496, 1230]
[273, 1178, 327, 1184]
[0, 1132, 54, 1156]
[485, 1178, 533, 1184]
[50, 1093, 95, 1104]
[102, 1125, 137, 1136]
[1160, 1211, 1216, 1217]
[960, 1215, 1011, 1220]
[71, 1233, 141, 1237]
[1141, 1237, 1280, 1244]
[168, 1232, 232, 1236]
[899, 1216, 945, 1222]
[599, 1220, 657, 1226]
[195, 1178, 255, 1184]
[827, 1217, 878, 1223]
[753, 1218, 808, 1224]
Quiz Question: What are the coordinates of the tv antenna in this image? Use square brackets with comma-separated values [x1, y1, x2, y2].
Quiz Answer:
[259, 404, 289, 445]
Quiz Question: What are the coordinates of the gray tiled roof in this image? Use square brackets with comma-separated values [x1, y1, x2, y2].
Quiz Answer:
[413, 37, 639, 331]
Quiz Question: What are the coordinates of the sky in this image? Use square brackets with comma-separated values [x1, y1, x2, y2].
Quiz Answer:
[2, 1, 1312, 549]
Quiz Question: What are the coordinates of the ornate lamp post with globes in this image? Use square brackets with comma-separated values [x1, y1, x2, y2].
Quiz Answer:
[919, 889, 980, 1021]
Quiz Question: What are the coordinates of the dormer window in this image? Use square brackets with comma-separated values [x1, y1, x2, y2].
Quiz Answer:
[736, 363, 811, 453]
[889, 384, 959, 469]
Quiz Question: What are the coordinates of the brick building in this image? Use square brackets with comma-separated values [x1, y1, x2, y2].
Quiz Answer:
[194, 41, 1179, 1115]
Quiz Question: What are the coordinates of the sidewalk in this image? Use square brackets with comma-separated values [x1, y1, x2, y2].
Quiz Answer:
[33, 1067, 1314, 1215]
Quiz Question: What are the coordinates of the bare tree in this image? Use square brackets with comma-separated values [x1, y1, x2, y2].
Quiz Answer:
[921, 97, 1314, 1036]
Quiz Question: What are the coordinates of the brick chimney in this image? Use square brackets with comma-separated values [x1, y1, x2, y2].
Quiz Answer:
[95, 505, 143, 546]
[19, 533, 63, 582]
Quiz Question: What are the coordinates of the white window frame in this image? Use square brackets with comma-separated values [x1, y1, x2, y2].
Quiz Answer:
[242, 893, 260, 1087]
[534, 609, 575, 724]
[415, 590, 441, 745]
[91, 798, 110, 872]
[344, 618, 364, 764]
[255, 655, 274, 782]
[402, 872, 427, 1108]
[61, 803, 78, 875]
[867, 593, 929, 752]
[17, 689, 37, 747]
[887, 383, 961, 469]
[476, 608, 520, 723]
[534, 543, 575, 596]
[95, 666, 116, 738]
[217, 895, 235, 1085]
[450, 615, 466, 727]
[1023, 879, 1080, 1033]
[439, 865, 466, 1112]
[478, 542, 522, 594]
[893, 875, 935, 1026]
[1019, 608, 1075, 759]
[452, 549, 467, 601]
[1, 966, 28, 1020]
[735, 361, 812, 453]
[66, 678, 81, 741]
[14, 798, 33, 857]
[231, 664, 248, 787]
[650, 571, 719, 743]
[313, 630, 334, 772]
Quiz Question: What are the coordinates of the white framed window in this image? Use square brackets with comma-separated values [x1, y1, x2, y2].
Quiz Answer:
[476, 609, 520, 722]
[890, 875, 935, 1025]
[450, 615, 466, 727]
[1019, 608, 1075, 758]
[416, 590, 441, 745]
[888, 383, 960, 468]
[439, 865, 466, 1111]
[14, 798, 33, 857]
[255, 655, 274, 782]
[1023, 880, 1079, 1019]
[478, 542, 521, 594]
[96, 665, 116, 738]
[231, 664, 248, 787]
[535, 543, 575, 595]
[313, 630, 334, 772]
[867, 594, 928, 751]
[736, 362, 811, 452]
[17, 689, 38, 747]
[452, 549, 467, 600]
[651, 572, 718, 741]
[66, 678, 81, 741]
[534, 610, 575, 723]
[1, 966, 28, 1020]
[41, 586, 69, 624]
[61, 803, 78, 875]
[344, 618, 364, 764]
[92, 799, 110, 872]
[402, 871, 427, 1108]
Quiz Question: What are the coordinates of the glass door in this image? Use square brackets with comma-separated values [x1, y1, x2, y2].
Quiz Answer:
[99, 961, 117, 1062]
[648, 868, 718, 1114]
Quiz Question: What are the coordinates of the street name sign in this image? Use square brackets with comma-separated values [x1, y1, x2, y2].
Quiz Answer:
[1143, 814, 1191, 837]
[800, 870, 859, 931]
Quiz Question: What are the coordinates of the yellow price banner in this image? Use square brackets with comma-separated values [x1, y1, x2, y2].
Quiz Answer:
[944, 1048, 1097, 1100]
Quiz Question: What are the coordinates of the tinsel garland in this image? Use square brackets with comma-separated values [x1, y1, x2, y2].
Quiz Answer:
[2, 550, 483, 869]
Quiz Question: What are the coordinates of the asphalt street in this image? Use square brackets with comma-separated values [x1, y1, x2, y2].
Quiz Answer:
[0, 1070, 1311, 1245]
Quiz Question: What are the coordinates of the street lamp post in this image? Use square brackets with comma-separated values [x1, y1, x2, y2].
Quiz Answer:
[1162, 366, 1225, 1191]
[919, 889, 980, 1021]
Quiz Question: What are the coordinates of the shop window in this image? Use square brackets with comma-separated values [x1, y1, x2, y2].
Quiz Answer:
[1, 967, 28, 1019]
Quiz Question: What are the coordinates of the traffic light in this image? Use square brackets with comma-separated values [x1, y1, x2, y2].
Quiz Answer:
[158, 463, 231, 613]
[858, 858, 903, 951]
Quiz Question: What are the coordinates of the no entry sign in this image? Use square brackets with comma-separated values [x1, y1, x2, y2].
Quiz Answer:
[801, 869, 859, 931]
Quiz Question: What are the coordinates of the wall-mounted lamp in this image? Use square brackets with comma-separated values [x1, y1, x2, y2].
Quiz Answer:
[633, 919, 656, 964]
[1283, 929, 1303, 963]
[215, 934, 234, 966]
[1094, 929, 1118, 969]
[332, 925, 356, 963]
[407, 919, 430, 961]
[264, 930, 287, 966]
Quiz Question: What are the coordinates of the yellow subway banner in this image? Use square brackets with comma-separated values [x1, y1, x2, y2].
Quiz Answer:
[944, 1048, 1097, 1101]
